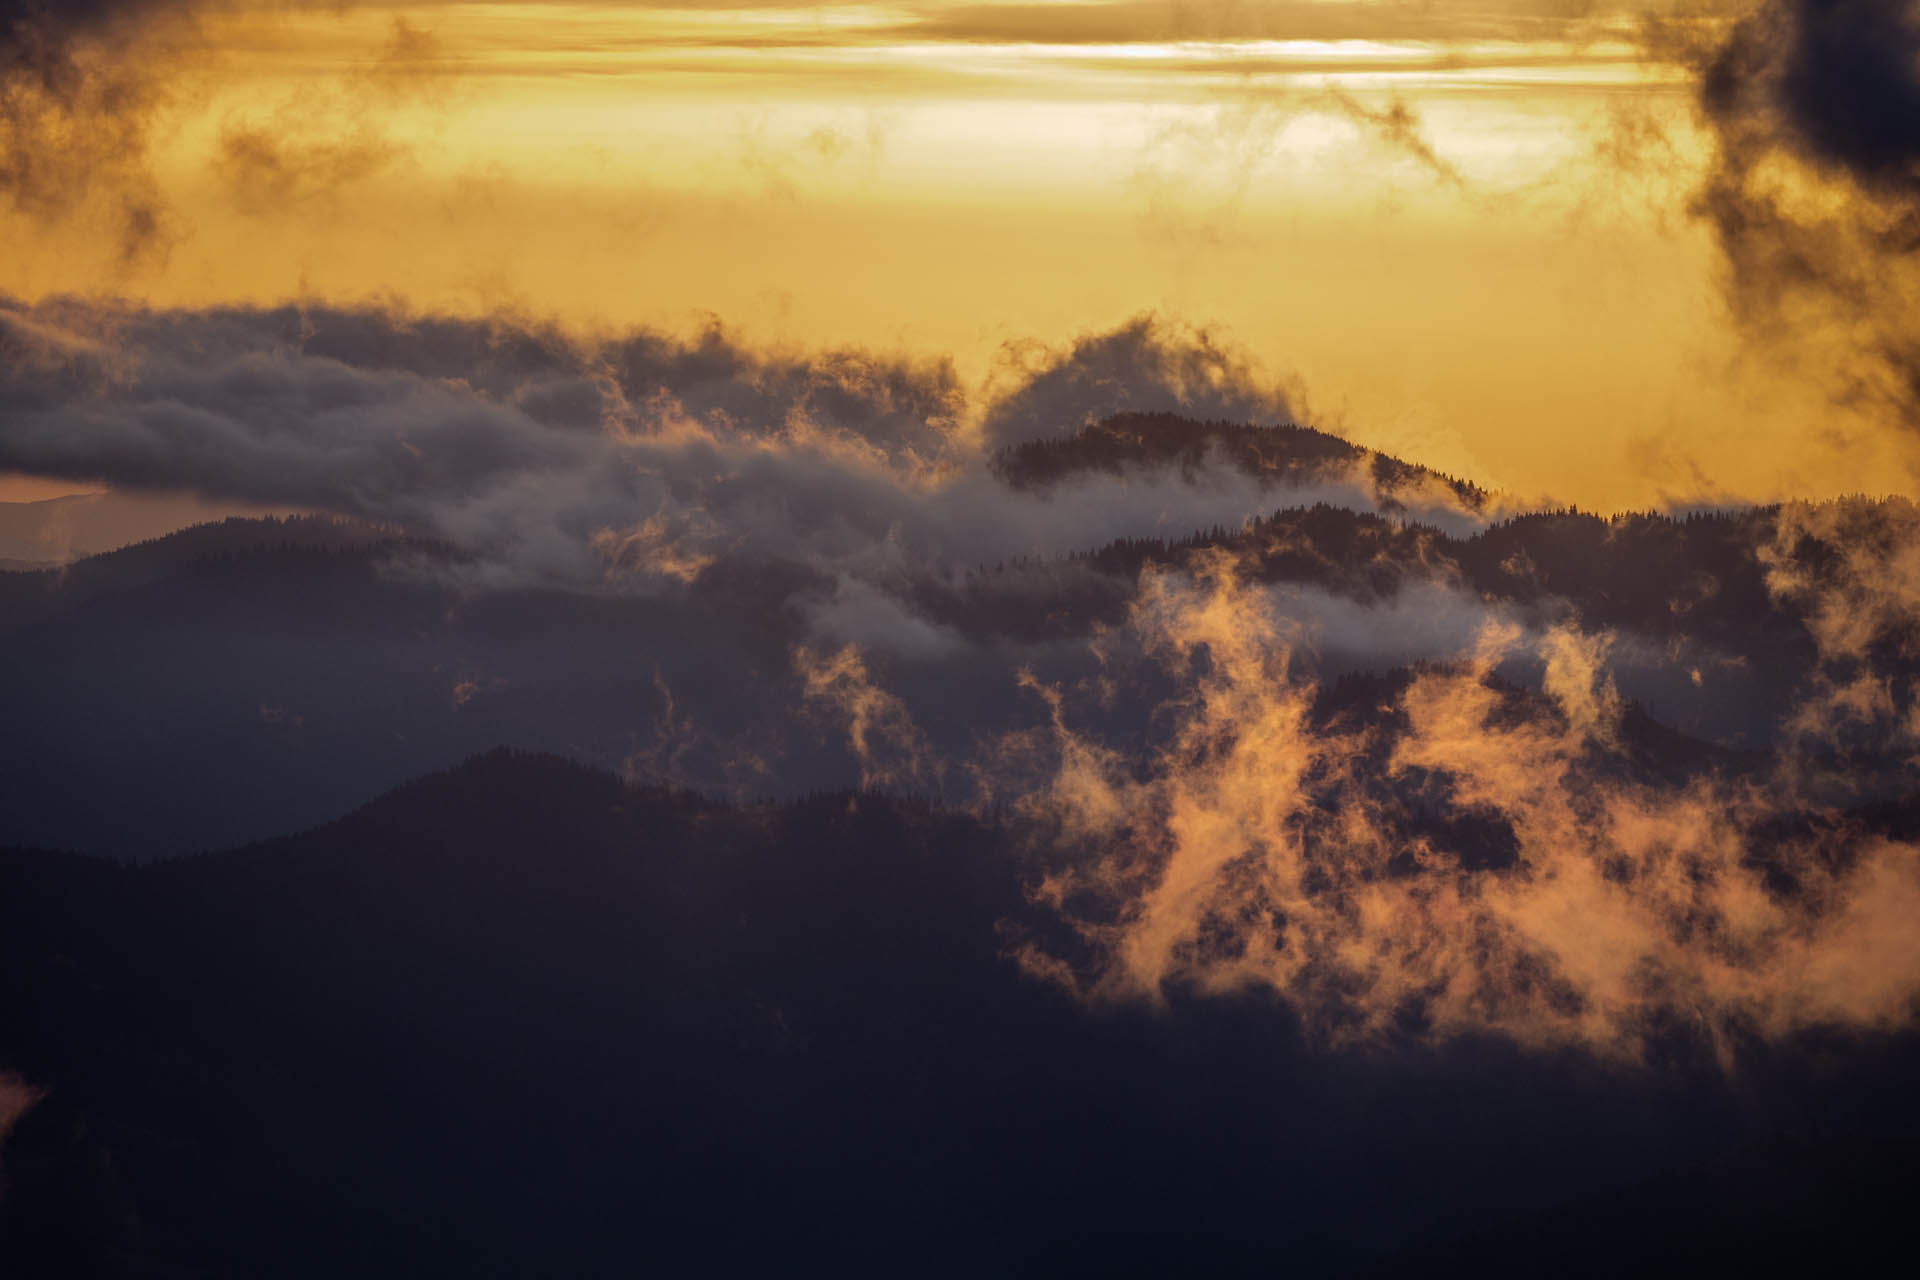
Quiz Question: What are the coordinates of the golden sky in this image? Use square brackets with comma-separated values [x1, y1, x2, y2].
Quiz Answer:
[2, 1, 1911, 508]
[12, 1, 1920, 1063]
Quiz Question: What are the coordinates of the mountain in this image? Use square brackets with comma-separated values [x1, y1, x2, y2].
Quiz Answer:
[8, 751, 1917, 1277]
[0, 513, 407, 637]
[0, 491, 300, 566]
[1358, 1140, 1918, 1276]
[992, 412, 1489, 512]
[947, 502, 1796, 648]
[0, 456, 1896, 855]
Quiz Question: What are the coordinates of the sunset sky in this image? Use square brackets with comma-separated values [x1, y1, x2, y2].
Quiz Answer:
[4, 0, 1910, 510]
[11, 10, 1920, 1268]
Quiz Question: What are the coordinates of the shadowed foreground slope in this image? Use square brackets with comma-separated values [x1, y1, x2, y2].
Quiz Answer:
[4, 752, 1920, 1276]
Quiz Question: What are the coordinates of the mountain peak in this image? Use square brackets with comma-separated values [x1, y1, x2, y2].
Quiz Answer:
[992, 412, 1488, 511]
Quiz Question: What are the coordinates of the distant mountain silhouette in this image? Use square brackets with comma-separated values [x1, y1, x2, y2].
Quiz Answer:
[0, 514, 408, 636]
[947, 503, 1793, 647]
[994, 412, 1490, 512]
[0, 485, 1905, 855]
[0, 491, 300, 566]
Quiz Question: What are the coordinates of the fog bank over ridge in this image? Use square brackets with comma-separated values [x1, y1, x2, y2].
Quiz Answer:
[0, 297, 1502, 581]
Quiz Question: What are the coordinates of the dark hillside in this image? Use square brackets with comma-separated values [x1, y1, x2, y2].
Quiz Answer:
[5, 752, 1920, 1276]
[993, 412, 1489, 512]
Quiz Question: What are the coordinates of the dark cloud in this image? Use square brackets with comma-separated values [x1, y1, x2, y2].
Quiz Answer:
[0, 296, 1507, 662]
[0, 0, 194, 264]
[1704, 0, 1920, 191]
[603, 320, 968, 462]
[2, 5, 465, 256]
[0, 1, 183, 72]
[214, 121, 405, 215]
[0, 299, 1386, 594]
[211, 16, 462, 217]
[1319, 88, 1466, 189]
[1684, 0, 1920, 430]
[979, 314, 1296, 451]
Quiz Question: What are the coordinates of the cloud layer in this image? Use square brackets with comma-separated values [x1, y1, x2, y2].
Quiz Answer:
[1686, 0, 1920, 433]
[0, 297, 1383, 597]
[1001, 554, 1920, 1061]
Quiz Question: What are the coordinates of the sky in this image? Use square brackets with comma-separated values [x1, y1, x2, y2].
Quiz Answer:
[4, 0, 1918, 511]
[8, 0, 1920, 1075]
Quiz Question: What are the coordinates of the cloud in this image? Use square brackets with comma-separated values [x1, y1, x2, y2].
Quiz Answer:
[1757, 496, 1920, 752]
[0, 1071, 39, 1148]
[209, 12, 465, 219]
[0, 298, 1369, 605]
[805, 574, 969, 660]
[1128, 96, 1300, 250]
[980, 315, 1296, 451]
[1006, 554, 1920, 1062]
[0, 0, 197, 264]
[795, 642, 942, 792]
[9, 293, 1920, 1062]
[0, 1069, 43, 1199]
[1702, 0, 1920, 193]
[1676, 0, 1920, 435]
[1318, 88, 1466, 190]
[892, 0, 1613, 47]
[3, 5, 466, 264]
[213, 118, 405, 216]
[1269, 577, 1537, 671]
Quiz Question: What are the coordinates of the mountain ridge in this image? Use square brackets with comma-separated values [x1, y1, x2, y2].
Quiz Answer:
[8, 747, 1920, 1276]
